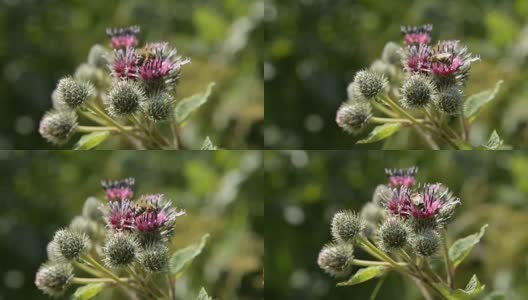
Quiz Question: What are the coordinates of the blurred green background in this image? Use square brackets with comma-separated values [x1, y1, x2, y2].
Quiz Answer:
[0, 150, 263, 300]
[264, 0, 528, 149]
[0, 0, 263, 150]
[264, 151, 528, 299]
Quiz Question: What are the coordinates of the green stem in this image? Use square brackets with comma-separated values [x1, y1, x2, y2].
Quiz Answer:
[82, 255, 135, 291]
[77, 126, 134, 133]
[352, 259, 407, 267]
[441, 229, 454, 288]
[371, 117, 425, 124]
[357, 236, 413, 277]
[72, 277, 130, 284]
[85, 104, 145, 142]
[372, 101, 400, 118]
[74, 261, 105, 278]
[369, 274, 387, 300]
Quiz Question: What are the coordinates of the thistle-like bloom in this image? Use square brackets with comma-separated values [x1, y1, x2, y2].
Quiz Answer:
[400, 74, 438, 108]
[111, 47, 139, 80]
[105, 80, 146, 117]
[381, 42, 402, 65]
[139, 242, 169, 273]
[101, 178, 135, 201]
[39, 109, 78, 145]
[331, 210, 365, 243]
[430, 40, 479, 84]
[106, 199, 135, 231]
[133, 194, 186, 239]
[413, 229, 441, 257]
[317, 242, 354, 278]
[35, 262, 73, 297]
[56, 76, 95, 109]
[52, 229, 89, 260]
[141, 92, 175, 122]
[385, 167, 418, 188]
[349, 70, 388, 100]
[103, 232, 140, 268]
[378, 217, 410, 252]
[138, 43, 191, 91]
[435, 85, 463, 115]
[402, 44, 431, 74]
[401, 24, 433, 45]
[384, 185, 412, 217]
[106, 26, 140, 49]
[410, 184, 461, 224]
[335, 102, 372, 134]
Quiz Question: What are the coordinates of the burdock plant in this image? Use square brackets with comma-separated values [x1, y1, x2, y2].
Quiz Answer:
[39, 25, 218, 150]
[336, 24, 507, 150]
[317, 167, 489, 300]
[35, 178, 212, 300]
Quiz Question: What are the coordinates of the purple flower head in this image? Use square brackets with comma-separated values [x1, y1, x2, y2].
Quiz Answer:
[101, 178, 135, 201]
[106, 26, 140, 49]
[409, 184, 461, 222]
[138, 43, 191, 89]
[106, 199, 135, 231]
[133, 194, 186, 238]
[401, 24, 433, 45]
[403, 44, 431, 74]
[431, 40, 479, 82]
[384, 186, 412, 217]
[111, 48, 138, 80]
[385, 167, 418, 188]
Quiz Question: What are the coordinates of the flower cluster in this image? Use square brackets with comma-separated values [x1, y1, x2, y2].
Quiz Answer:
[335, 24, 504, 150]
[317, 167, 489, 299]
[35, 178, 194, 299]
[317, 167, 463, 277]
[39, 26, 218, 150]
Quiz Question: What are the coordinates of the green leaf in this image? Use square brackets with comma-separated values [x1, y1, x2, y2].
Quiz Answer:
[464, 80, 503, 123]
[170, 233, 210, 277]
[196, 287, 213, 300]
[73, 131, 110, 150]
[449, 224, 488, 268]
[337, 266, 388, 286]
[71, 283, 106, 300]
[356, 123, 401, 144]
[479, 130, 503, 150]
[200, 136, 217, 150]
[433, 274, 485, 300]
[174, 82, 216, 124]
[483, 291, 506, 300]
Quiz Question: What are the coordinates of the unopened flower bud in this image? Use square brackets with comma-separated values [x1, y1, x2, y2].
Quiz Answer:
[435, 86, 463, 115]
[56, 76, 95, 109]
[35, 261, 73, 297]
[46, 241, 61, 262]
[378, 217, 410, 252]
[142, 92, 174, 122]
[413, 229, 440, 257]
[139, 243, 169, 273]
[82, 197, 103, 221]
[106, 80, 145, 117]
[87, 44, 109, 68]
[401, 74, 437, 108]
[331, 210, 365, 243]
[382, 42, 402, 65]
[103, 233, 140, 268]
[52, 228, 89, 260]
[74, 63, 103, 87]
[370, 60, 395, 79]
[39, 109, 78, 145]
[351, 70, 388, 100]
[317, 242, 354, 277]
[336, 102, 372, 134]
[69, 216, 96, 237]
